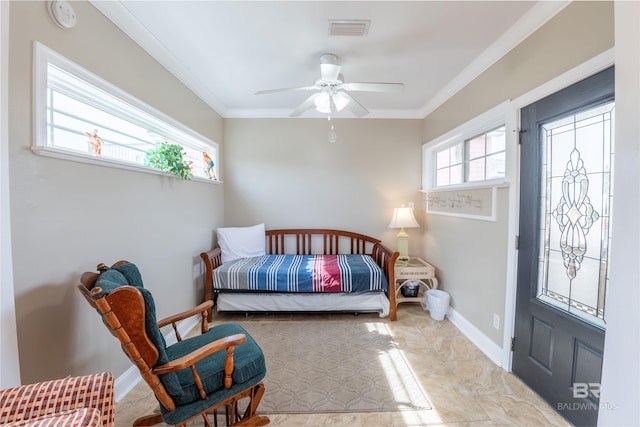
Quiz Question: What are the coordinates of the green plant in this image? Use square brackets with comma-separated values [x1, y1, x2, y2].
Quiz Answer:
[144, 142, 192, 180]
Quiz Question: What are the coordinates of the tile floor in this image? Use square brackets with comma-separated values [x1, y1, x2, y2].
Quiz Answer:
[115, 304, 571, 426]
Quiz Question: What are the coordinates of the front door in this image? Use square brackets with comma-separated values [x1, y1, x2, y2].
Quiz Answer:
[513, 66, 614, 427]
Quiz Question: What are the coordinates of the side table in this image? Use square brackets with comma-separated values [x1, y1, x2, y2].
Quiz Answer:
[394, 256, 438, 312]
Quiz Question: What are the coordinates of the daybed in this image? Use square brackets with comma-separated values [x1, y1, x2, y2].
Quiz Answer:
[200, 228, 400, 321]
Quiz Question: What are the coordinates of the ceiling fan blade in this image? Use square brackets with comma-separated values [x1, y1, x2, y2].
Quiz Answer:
[320, 63, 341, 81]
[339, 92, 369, 117]
[255, 85, 317, 95]
[342, 82, 404, 93]
[290, 93, 319, 117]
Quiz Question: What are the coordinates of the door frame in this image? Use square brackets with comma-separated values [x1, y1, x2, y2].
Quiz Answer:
[501, 48, 615, 370]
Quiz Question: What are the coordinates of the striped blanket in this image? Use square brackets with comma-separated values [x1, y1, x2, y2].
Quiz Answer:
[213, 254, 388, 293]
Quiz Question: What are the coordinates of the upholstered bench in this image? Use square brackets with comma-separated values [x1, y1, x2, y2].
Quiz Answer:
[0, 372, 115, 426]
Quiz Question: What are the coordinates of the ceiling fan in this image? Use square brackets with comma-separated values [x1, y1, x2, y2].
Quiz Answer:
[255, 53, 404, 118]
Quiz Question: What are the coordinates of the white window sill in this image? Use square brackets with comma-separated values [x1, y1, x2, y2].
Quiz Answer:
[31, 146, 223, 184]
[420, 178, 508, 193]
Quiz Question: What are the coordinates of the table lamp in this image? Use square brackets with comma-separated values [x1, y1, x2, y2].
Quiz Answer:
[388, 205, 420, 261]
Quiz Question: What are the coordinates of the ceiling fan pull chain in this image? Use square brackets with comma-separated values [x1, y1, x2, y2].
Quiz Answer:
[328, 115, 337, 144]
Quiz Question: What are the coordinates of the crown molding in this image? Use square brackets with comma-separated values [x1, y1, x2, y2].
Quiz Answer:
[89, 0, 229, 117]
[91, 1, 569, 120]
[223, 108, 425, 119]
[418, 1, 570, 118]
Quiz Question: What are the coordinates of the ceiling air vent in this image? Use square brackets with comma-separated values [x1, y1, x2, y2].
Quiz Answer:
[328, 20, 370, 36]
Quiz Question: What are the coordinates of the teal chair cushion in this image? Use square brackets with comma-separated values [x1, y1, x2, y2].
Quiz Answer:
[165, 322, 266, 406]
[94, 264, 180, 396]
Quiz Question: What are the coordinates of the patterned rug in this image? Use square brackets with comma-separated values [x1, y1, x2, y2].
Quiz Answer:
[238, 320, 432, 414]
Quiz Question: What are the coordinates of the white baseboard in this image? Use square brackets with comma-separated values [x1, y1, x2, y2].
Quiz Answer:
[113, 315, 200, 402]
[446, 307, 505, 367]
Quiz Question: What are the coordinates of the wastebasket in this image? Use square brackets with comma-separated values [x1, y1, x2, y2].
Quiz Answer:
[425, 289, 450, 321]
[400, 281, 420, 298]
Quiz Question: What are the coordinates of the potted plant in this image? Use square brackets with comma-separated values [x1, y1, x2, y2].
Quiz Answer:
[144, 142, 192, 180]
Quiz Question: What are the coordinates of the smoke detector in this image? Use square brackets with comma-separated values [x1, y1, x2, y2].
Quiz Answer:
[48, 0, 76, 29]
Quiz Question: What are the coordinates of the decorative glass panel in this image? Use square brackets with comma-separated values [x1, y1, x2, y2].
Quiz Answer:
[537, 101, 614, 328]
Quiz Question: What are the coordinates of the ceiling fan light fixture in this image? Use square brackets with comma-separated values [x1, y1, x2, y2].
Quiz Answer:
[333, 92, 350, 112]
[314, 91, 349, 114]
[256, 52, 403, 118]
[314, 92, 331, 113]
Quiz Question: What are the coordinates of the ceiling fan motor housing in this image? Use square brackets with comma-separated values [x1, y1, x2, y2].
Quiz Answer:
[320, 53, 339, 65]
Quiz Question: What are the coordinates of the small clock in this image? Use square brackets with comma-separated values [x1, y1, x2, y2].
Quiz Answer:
[48, 0, 76, 30]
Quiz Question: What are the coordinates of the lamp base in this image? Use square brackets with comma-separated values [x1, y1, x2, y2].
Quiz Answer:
[396, 229, 410, 261]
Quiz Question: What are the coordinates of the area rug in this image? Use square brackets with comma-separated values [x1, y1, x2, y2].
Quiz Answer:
[237, 320, 432, 414]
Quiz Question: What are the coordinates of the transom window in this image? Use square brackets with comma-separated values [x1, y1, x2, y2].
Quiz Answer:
[435, 126, 506, 187]
[33, 42, 219, 182]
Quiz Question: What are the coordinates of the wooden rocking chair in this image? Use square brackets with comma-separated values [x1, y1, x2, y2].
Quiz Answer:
[78, 261, 269, 427]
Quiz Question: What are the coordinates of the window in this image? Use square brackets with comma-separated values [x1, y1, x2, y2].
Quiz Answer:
[435, 126, 506, 187]
[33, 42, 219, 182]
[424, 102, 509, 192]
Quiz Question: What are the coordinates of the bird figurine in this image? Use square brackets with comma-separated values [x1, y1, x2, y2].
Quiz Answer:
[85, 129, 102, 156]
[203, 151, 217, 180]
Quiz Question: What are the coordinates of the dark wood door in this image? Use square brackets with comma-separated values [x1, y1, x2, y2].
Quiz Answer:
[513, 67, 614, 427]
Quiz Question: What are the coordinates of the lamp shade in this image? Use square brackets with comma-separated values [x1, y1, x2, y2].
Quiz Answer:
[388, 206, 420, 229]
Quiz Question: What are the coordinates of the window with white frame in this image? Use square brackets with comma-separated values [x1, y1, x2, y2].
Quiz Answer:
[434, 126, 506, 187]
[33, 42, 219, 181]
[422, 100, 510, 191]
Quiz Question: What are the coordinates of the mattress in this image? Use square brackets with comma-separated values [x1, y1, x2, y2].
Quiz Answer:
[213, 254, 388, 293]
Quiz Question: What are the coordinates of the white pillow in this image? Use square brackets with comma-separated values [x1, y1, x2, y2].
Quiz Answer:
[217, 223, 266, 264]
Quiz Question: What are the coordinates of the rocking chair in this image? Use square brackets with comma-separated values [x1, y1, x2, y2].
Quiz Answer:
[78, 261, 269, 427]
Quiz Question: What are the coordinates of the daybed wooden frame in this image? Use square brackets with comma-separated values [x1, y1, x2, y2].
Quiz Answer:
[200, 229, 400, 322]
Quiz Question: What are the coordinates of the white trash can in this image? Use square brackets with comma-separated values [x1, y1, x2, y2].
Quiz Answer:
[425, 289, 450, 321]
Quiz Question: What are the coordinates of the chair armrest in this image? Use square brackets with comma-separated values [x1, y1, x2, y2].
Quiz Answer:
[152, 333, 247, 398]
[157, 301, 214, 339]
[152, 333, 246, 374]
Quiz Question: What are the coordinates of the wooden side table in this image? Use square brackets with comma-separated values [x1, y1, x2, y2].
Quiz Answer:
[394, 256, 438, 308]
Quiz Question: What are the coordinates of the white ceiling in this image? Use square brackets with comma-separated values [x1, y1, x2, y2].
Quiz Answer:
[91, 1, 568, 119]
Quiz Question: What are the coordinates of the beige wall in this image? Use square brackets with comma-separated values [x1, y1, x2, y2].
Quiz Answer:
[224, 118, 424, 251]
[9, 1, 224, 383]
[420, 1, 614, 345]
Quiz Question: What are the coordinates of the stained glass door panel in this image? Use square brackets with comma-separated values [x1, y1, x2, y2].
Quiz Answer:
[537, 102, 614, 328]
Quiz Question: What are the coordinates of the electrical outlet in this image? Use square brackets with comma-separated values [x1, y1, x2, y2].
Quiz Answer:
[408, 201, 414, 209]
[493, 313, 500, 330]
